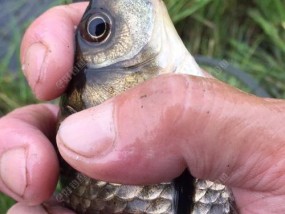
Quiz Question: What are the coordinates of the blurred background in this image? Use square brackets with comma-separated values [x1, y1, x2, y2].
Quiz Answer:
[0, 0, 284, 212]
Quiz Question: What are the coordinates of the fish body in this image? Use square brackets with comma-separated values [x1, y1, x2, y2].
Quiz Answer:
[58, 0, 236, 213]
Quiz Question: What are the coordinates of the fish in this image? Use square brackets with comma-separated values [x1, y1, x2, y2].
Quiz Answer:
[58, 0, 237, 213]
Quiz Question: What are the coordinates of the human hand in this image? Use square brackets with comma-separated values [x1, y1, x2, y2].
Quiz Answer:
[2, 3, 88, 214]
[4, 2, 285, 214]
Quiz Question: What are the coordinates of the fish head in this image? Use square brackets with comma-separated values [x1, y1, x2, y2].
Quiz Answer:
[60, 0, 203, 116]
[77, 0, 155, 69]
[75, 0, 202, 76]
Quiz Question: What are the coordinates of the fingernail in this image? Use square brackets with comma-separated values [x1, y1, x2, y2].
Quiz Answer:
[23, 43, 47, 89]
[57, 102, 115, 158]
[7, 203, 49, 214]
[0, 148, 27, 197]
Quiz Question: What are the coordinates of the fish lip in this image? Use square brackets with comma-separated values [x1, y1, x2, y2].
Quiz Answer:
[119, 52, 159, 70]
[81, 52, 159, 74]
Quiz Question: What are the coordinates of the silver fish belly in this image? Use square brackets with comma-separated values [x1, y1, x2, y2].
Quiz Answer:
[58, 0, 237, 213]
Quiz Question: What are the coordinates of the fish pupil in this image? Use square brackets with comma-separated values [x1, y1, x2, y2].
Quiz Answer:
[89, 17, 106, 37]
[86, 15, 111, 43]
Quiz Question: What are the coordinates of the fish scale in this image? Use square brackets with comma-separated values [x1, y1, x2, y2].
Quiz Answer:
[61, 173, 174, 213]
[58, 172, 234, 213]
[57, 0, 237, 213]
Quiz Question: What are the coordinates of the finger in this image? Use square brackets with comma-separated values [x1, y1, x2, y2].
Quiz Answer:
[7, 202, 74, 214]
[20, 2, 88, 100]
[232, 187, 285, 213]
[0, 104, 59, 205]
[57, 74, 285, 192]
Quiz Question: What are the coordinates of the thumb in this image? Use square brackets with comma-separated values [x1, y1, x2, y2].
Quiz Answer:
[57, 74, 285, 192]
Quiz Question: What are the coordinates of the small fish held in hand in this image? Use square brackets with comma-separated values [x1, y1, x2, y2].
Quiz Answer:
[58, 0, 236, 213]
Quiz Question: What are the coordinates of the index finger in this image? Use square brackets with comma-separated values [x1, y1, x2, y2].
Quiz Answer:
[20, 2, 88, 101]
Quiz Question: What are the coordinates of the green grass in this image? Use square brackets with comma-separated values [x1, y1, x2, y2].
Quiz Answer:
[1, 0, 285, 213]
[166, 0, 285, 98]
[0, 0, 72, 116]
[0, 193, 15, 214]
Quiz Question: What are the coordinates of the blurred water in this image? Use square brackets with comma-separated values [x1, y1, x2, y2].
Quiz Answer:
[0, 0, 67, 72]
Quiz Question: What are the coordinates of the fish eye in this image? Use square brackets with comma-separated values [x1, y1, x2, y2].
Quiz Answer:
[83, 13, 112, 43]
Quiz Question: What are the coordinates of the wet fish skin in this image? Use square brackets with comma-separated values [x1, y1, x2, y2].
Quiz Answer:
[58, 0, 236, 213]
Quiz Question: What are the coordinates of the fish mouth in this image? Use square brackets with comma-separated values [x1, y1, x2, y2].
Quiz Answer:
[151, 0, 203, 76]
[120, 53, 160, 70]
